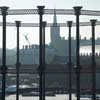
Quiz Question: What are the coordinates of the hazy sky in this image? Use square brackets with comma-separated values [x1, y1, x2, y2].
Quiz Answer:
[0, 0, 99, 10]
[0, 0, 100, 49]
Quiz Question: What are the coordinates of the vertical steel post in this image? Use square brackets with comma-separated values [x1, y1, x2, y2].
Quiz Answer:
[37, 6, 45, 100]
[42, 21, 46, 100]
[15, 21, 21, 100]
[67, 21, 72, 100]
[0, 6, 9, 100]
[73, 6, 82, 100]
[90, 19, 97, 100]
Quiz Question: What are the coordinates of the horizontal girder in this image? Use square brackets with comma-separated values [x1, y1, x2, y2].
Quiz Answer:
[0, 9, 99, 16]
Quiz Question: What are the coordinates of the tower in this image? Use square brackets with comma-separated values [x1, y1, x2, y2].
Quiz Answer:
[50, 9, 60, 44]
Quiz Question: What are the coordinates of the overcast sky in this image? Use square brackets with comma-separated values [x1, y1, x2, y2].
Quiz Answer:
[0, 0, 100, 49]
[0, 0, 99, 10]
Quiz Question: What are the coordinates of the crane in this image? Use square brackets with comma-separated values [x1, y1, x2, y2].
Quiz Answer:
[23, 34, 31, 45]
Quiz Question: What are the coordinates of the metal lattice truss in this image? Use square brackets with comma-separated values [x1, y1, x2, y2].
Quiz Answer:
[0, 9, 99, 16]
[0, 9, 99, 27]
[0, 21, 100, 27]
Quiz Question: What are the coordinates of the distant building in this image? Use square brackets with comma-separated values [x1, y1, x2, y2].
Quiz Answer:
[50, 9, 76, 60]
[19, 9, 100, 65]
[19, 44, 56, 64]
[50, 9, 61, 43]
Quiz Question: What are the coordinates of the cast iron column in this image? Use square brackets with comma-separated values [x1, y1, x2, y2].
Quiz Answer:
[90, 19, 97, 100]
[37, 6, 45, 100]
[67, 21, 72, 100]
[73, 6, 82, 100]
[15, 21, 21, 100]
[0, 6, 9, 100]
[42, 21, 46, 100]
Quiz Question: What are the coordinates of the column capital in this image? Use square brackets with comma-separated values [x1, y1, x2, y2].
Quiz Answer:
[0, 6, 9, 16]
[73, 6, 82, 15]
[15, 21, 21, 27]
[90, 19, 97, 26]
[42, 21, 47, 27]
[37, 6, 45, 15]
[67, 21, 73, 27]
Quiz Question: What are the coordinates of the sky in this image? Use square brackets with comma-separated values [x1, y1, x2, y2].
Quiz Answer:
[0, 0, 100, 49]
[0, 0, 99, 10]
[0, 0, 100, 10]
